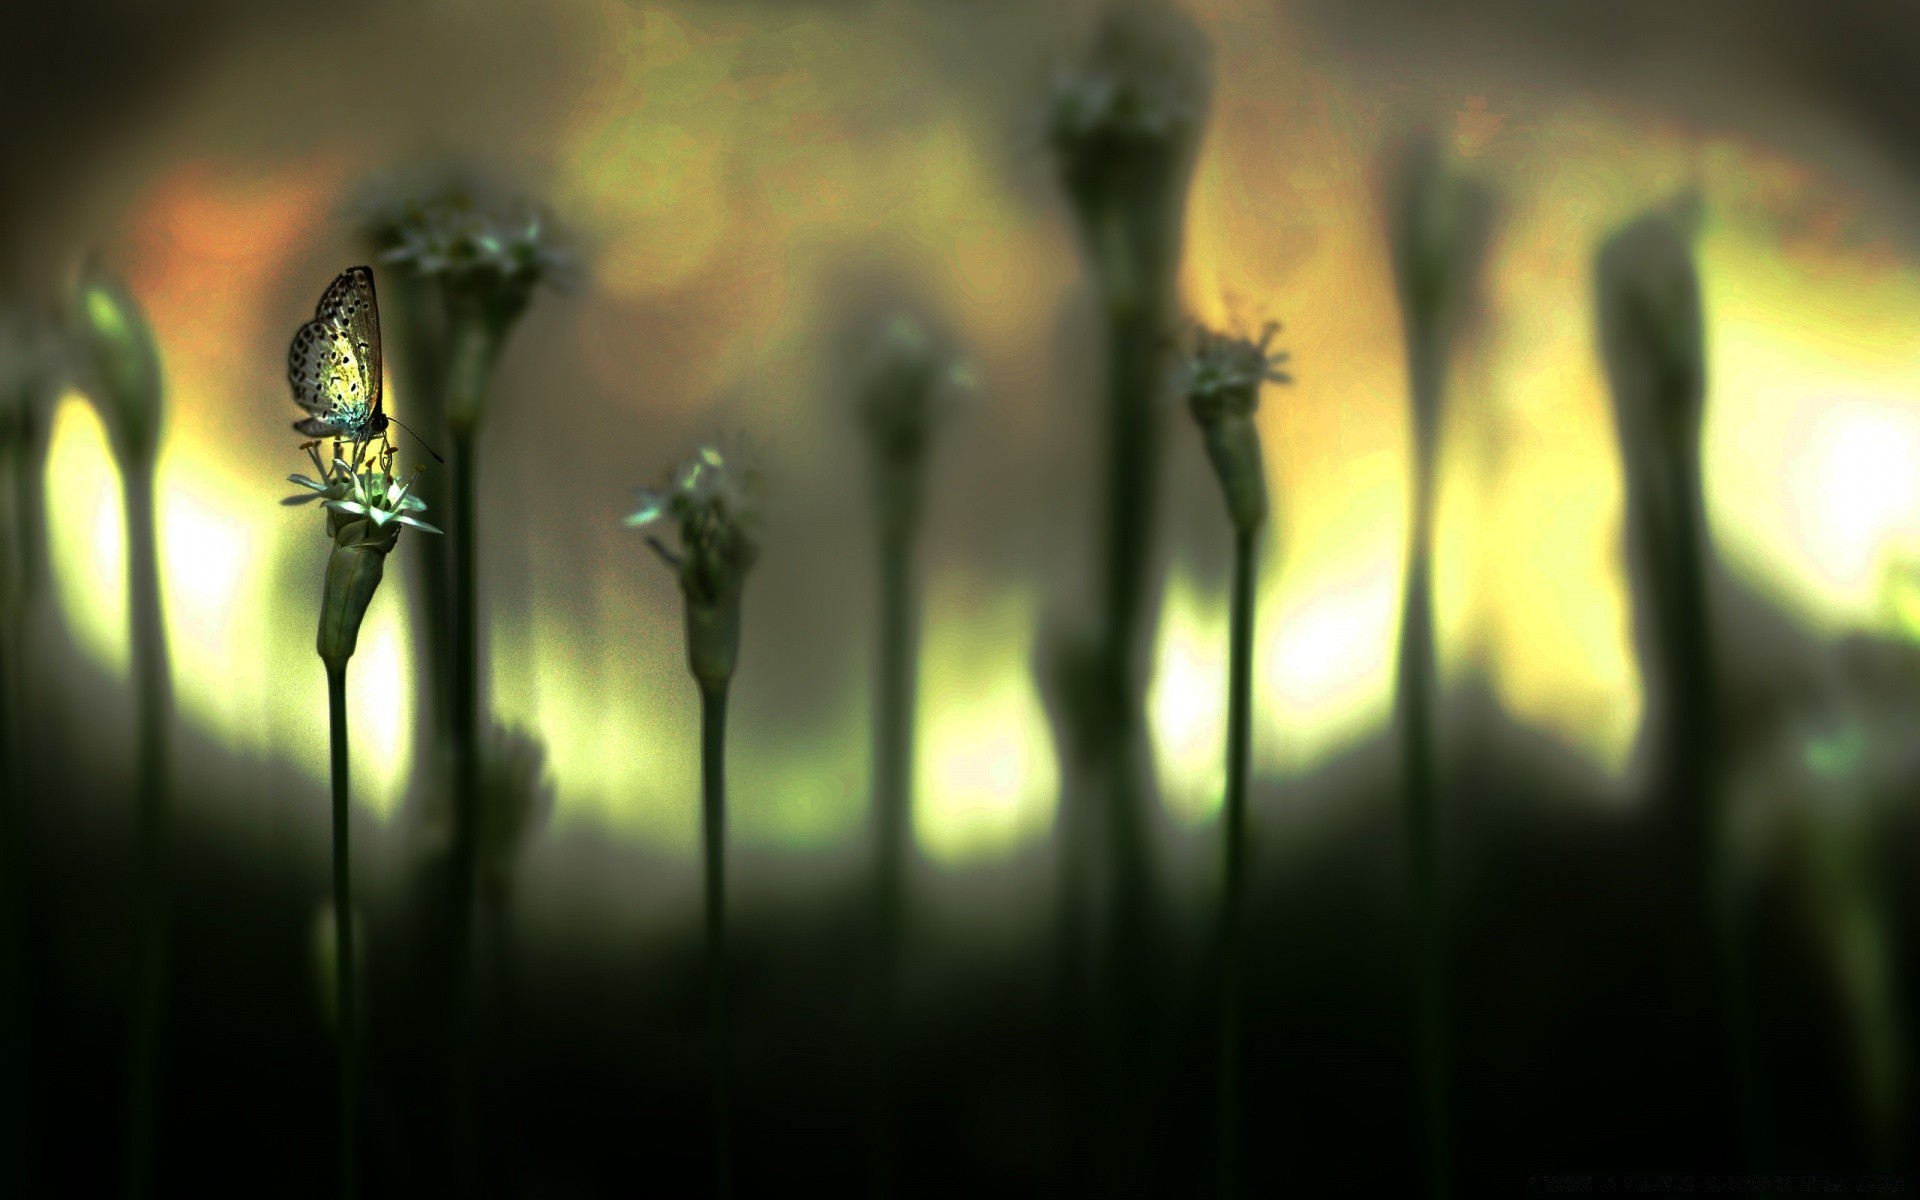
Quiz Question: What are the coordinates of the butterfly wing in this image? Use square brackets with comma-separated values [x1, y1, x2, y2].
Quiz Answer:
[289, 267, 386, 440]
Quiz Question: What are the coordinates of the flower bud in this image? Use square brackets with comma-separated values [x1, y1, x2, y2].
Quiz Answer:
[1596, 201, 1706, 450]
[1199, 415, 1268, 533]
[69, 266, 164, 461]
[316, 539, 392, 669]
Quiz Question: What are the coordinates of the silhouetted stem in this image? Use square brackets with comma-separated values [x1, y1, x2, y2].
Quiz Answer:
[1660, 443, 1765, 1164]
[1400, 335, 1448, 1200]
[446, 421, 480, 1193]
[871, 517, 919, 1191]
[1217, 525, 1257, 1197]
[121, 452, 170, 1200]
[0, 571, 31, 1198]
[1090, 194, 1170, 1186]
[701, 681, 733, 1199]
[327, 660, 359, 1200]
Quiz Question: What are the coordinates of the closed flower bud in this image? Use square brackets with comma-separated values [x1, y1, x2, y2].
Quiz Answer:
[1596, 199, 1706, 451]
[316, 538, 390, 668]
[69, 266, 164, 461]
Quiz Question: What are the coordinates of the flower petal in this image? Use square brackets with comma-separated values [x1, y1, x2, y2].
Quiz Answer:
[623, 490, 666, 528]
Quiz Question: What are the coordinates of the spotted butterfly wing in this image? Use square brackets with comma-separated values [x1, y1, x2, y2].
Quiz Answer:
[289, 266, 388, 442]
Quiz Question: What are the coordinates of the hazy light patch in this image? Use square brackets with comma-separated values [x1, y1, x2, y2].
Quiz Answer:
[1703, 220, 1920, 633]
[1465, 148, 1646, 778]
[497, 588, 699, 853]
[1261, 551, 1399, 773]
[275, 582, 414, 821]
[1150, 567, 1228, 824]
[731, 682, 867, 850]
[915, 578, 1057, 866]
[46, 394, 129, 675]
[348, 602, 414, 818]
[159, 465, 269, 756]
[1795, 404, 1920, 596]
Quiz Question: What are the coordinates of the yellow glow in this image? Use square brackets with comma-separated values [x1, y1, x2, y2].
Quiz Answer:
[1261, 548, 1401, 773]
[1704, 221, 1920, 634]
[46, 394, 129, 674]
[346, 601, 414, 818]
[49, 3, 1920, 861]
[493, 572, 699, 850]
[158, 463, 270, 756]
[1151, 567, 1228, 824]
[914, 578, 1058, 866]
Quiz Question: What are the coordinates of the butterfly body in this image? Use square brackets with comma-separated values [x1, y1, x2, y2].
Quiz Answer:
[289, 266, 388, 443]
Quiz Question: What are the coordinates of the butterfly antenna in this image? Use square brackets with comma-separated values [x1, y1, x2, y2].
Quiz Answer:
[386, 417, 445, 464]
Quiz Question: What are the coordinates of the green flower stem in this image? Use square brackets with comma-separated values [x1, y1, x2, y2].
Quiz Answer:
[1397, 440, 1447, 1200]
[1658, 425, 1762, 1165]
[1216, 523, 1257, 1198]
[121, 450, 171, 1200]
[443, 305, 501, 1196]
[446, 420, 482, 1196]
[700, 678, 733, 1200]
[1093, 200, 1167, 1183]
[870, 513, 918, 1191]
[326, 659, 360, 1200]
[449, 422, 480, 951]
[0, 573, 31, 1200]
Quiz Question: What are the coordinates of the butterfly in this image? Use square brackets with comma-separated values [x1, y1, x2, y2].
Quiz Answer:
[289, 266, 389, 444]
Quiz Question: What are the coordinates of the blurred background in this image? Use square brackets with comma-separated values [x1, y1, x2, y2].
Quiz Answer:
[3, 0, 1919, 1194]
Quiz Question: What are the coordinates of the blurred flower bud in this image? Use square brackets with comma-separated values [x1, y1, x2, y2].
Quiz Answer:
[68, 265, 164, 462]
[1383, 133, 1494, 460]
[1045, 2, 1210, 312]
[858, 313, 965, 544]
[1596, 199, 1707, 452]
[371, 176, 571, 434]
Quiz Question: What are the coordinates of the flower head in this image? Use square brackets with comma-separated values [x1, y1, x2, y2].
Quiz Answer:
[1178, 322, 1289, 532]
[625, 442, 760, 604]
[625, 441, 761, 687]
[366, 174, 571, 335]
[1179, 321, 1291, 425]
[858, 314, 963, 460]
[285, 437, 441, 551]
[857, 313, 970, 542]
[1044, 5, 1209, 223]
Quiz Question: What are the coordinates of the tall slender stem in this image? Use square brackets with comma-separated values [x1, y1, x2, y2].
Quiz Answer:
[0, 559, 32, 1199]
[701, 681, 733, 1199]
[1217, 526, 1257, 1197]
[121, 453, 170, 1200]
[327, 660, 359, 1200]
[446, 422, 480, 1193]
[872, 522, 918, 1190]
[1399, 365, 1448, 1200]
[450, 425, 479, 959]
